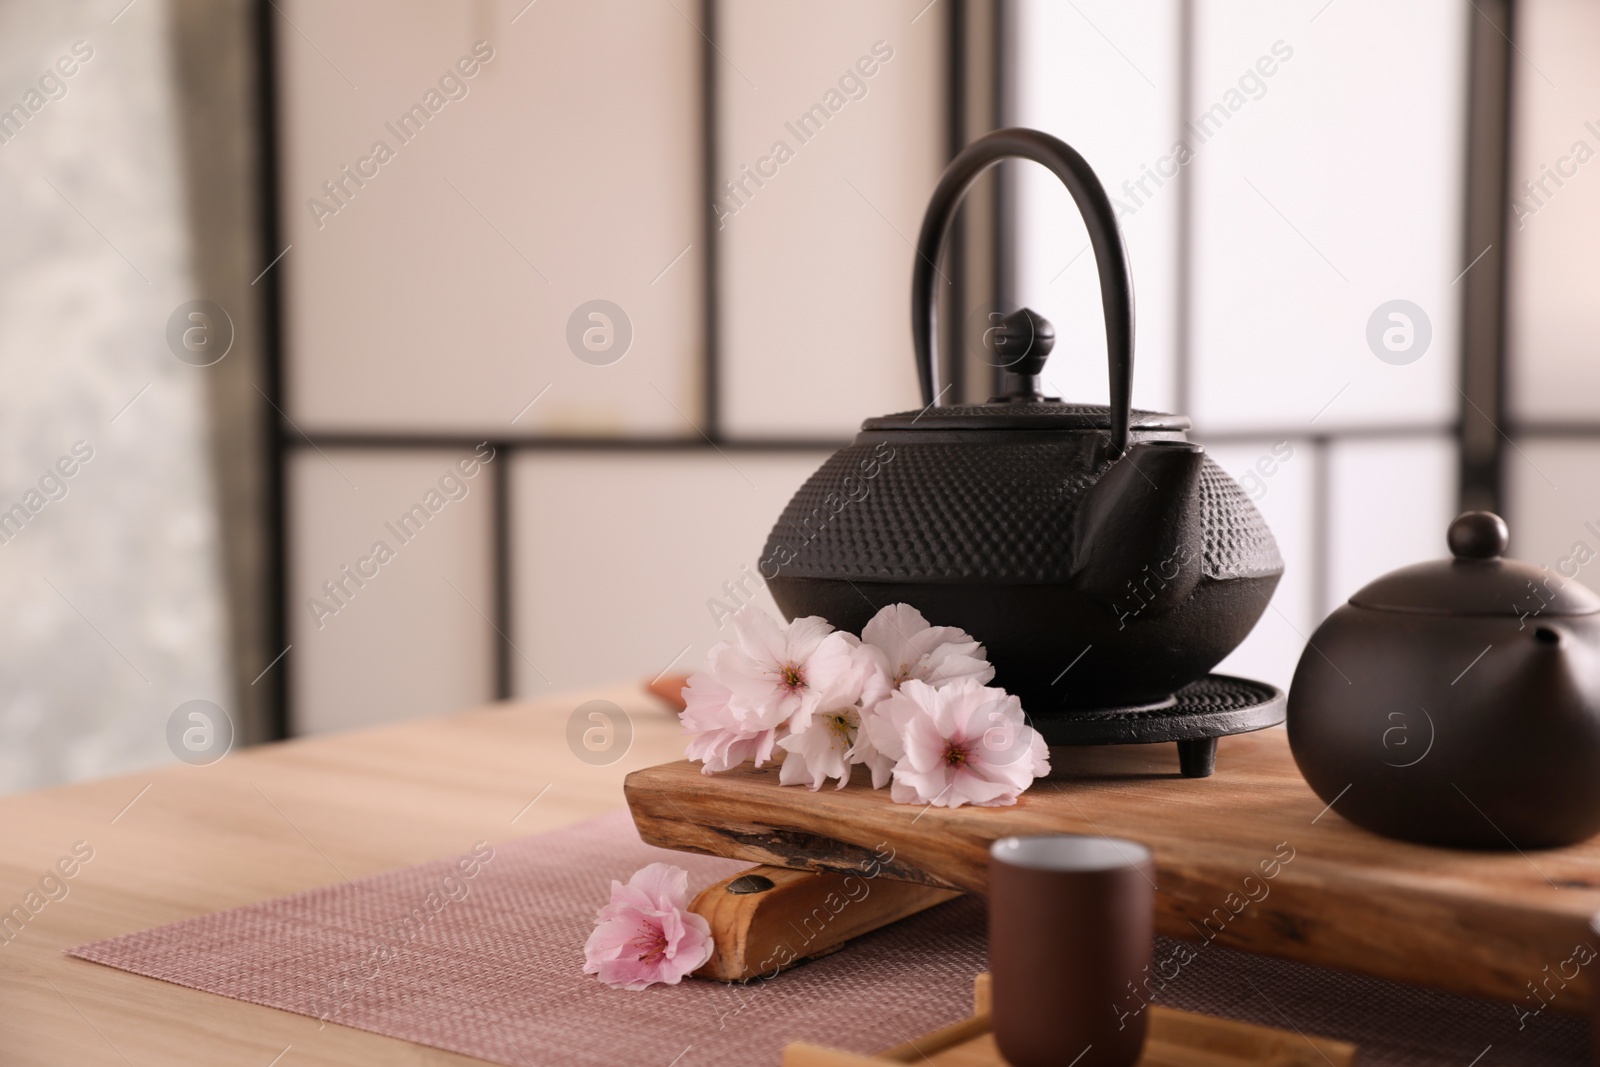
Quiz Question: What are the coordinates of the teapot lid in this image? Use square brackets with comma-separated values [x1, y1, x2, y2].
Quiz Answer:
[874, 305, 1191, 433]
[1348, 511, 1600, 616]
[862, 402, 1190, 433]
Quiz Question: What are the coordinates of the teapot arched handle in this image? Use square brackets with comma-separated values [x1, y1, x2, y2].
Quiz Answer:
[912, 127, 1135, 456]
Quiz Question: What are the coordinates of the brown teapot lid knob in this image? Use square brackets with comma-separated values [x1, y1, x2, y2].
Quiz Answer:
[1354, 509, 1600, 614]
[1448, 511, 1508, 560]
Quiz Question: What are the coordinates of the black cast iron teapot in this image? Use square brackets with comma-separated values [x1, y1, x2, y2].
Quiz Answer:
[1289, 511, 1600, 848]
[761, 128, 1282, 715]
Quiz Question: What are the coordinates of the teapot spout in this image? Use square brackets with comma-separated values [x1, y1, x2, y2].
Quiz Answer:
[1071, 441, 1207, 624]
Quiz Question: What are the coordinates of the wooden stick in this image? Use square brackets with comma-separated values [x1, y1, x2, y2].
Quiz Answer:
[690, 864, 960, 983]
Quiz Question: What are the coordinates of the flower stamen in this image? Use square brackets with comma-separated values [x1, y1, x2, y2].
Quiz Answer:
[826, 710, 858, 749]
[776, 662, 807, 693]
[892, 654, 927, 687]
[631, 926, 669, 964]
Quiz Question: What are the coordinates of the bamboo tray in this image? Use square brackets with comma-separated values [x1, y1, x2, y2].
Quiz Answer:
[784, 974, 1357, 1066]
[625, 728, 1600, 1012]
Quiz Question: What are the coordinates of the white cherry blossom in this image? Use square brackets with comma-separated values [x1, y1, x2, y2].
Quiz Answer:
[860, 603, 994, 691]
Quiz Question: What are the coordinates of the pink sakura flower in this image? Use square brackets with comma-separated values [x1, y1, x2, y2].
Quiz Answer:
[778, 632, 895, 790]
[583, 863, 714, 991]
[870, 678, 1049, 808]
[680, 673, 780, 773]
[860, 604, 995, 691]
[679, 603, 1034, 805]
[709, 605, 834, 725]
[680, 606, 834, 774]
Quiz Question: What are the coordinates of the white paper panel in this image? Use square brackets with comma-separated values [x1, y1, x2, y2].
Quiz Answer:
[1188, 0, 1466, 433]
[1326, 436, 1457, 608]
[290, 449, 496, 733]
[1506, 440, 1600, 580]
[279, 0, 702, 435]
[1208, 439, 1313, 692]
[1507, 0, 1600, 422]
[1014, 0, 1181, 414]
[510, 452, 830, 695]
[719, 1, 942, 437]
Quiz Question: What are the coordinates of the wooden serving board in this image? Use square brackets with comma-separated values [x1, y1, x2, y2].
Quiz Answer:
[626, 728, 1600, 1013]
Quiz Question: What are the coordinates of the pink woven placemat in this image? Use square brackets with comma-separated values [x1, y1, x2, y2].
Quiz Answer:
[66, 807, 1590, 1066]
[66, 810, 987, 1066]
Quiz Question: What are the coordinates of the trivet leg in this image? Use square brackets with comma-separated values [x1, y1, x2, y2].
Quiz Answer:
[1177, 737, 1217, 778]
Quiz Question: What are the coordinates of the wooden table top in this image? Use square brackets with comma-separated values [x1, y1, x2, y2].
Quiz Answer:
[0, 683, 686, 1067]
[10, 687, 1595, 1066]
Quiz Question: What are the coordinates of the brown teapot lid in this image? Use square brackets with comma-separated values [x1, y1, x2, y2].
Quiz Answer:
[1348, 511, 1600, 616]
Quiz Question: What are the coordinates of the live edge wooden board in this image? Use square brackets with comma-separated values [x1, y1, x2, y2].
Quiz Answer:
[626, 728, 1600, 1014]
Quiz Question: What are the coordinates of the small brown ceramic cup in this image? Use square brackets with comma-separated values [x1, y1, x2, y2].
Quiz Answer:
[989, 834, 1155, 1067]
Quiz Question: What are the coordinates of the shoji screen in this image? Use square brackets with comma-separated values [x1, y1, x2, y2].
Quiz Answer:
[1505, 0, 1600, 576]
[1014, 0, 1468, 689]
[511, 0, 945, 697]
[278, 1, 946, 729]
[509, 452, 830, 695]
[1014, 0, 1182, 415]
[278, 0, 705, 731]
[280, 2, 703, 437]
[718, 2, 944, 438]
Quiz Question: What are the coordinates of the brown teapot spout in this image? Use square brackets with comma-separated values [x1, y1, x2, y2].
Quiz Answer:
[1070, 441, 1207, 624]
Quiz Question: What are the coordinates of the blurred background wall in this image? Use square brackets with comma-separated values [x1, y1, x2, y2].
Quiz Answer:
[0, 0, 236, 790]
[2, 0, 1596, 788]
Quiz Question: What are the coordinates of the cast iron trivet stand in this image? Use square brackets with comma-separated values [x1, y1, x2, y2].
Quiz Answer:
[1030, 673, 1284, 778]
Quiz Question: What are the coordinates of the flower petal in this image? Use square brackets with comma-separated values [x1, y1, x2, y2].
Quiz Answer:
[784, 614, 836, 662]
[861, 603, 930, 669]
[627, 862, 689, 911]
[728, 603, 791, 664]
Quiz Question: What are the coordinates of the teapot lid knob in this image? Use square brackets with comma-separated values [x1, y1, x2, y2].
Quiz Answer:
[993, 308, 1055, 372]
[1448, 511, 1509, 561]
[989, 308, 1058, 402]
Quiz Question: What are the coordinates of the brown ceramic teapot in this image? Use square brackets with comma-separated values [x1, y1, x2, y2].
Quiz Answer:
[760, 129, 1282, 716]
[1288, 511, 1600, 848]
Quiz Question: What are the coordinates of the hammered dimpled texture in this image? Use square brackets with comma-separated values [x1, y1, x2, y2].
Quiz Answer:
[1196, 460, 1284, 580]
[764, 440, 1280, 583]
[766, 442, 1090, 582]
